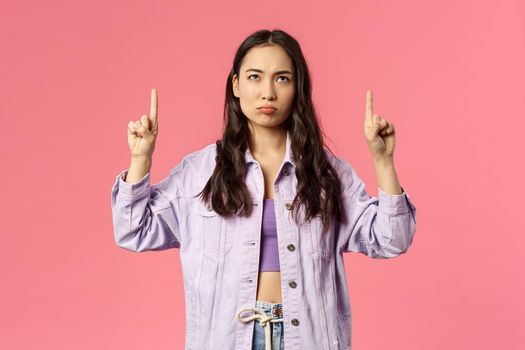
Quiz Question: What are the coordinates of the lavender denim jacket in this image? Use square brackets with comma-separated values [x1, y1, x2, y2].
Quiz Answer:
[111, 130, 417, 349]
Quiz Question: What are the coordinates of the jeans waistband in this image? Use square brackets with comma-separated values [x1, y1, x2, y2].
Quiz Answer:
[254, 300, 283, 320]
[236, 301, 284, 350]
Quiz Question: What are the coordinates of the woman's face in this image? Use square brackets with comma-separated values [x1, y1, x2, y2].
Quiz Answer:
[232, 44, 296, 131]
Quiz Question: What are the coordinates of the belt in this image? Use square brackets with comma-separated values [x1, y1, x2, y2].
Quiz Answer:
[236, 306, 284, 350]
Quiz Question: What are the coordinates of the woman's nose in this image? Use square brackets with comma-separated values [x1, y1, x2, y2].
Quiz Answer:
[262, 82, 276, 100]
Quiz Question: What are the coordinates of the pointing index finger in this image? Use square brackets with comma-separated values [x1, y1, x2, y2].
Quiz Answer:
[150, 88, 158, 124]
[366, 89, 373, 120]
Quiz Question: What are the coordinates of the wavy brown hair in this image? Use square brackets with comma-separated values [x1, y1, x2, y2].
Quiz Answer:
[198, 29, 343, 233]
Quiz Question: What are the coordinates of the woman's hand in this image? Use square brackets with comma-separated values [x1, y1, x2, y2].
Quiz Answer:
[364, 89, 396, 160]
[127, 88, 159, 159]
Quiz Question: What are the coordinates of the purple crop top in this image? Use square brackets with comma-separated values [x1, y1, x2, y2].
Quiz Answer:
[259, 199, 280, 272]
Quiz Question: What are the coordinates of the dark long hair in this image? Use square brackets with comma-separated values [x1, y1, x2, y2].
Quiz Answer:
[198, 29, 343, 233]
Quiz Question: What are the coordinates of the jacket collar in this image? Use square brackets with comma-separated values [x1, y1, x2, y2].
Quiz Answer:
[244, 129, 296, 168]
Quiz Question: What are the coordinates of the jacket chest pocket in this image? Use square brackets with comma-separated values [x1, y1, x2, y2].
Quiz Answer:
[197, 204, 230, 258]
[307, 215, 334, 256]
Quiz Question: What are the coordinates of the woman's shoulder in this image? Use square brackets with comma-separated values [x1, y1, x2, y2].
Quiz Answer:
[323, 148, 361, 194]
[176, 142, 218, 169]
[323, 147, 352, 173]
[168, 141, 218, 192]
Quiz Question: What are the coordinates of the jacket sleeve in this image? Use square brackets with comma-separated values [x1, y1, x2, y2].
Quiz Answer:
[339, 166, 417, 258]
[110, 166, 184, 252]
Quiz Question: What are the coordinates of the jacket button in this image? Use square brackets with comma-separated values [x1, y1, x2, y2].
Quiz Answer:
[282, 168, 289, 176]
[289, 280, 297, 288]
[291, 318, 300, 326]
[287, 244, 295, 252]
[285, 202, 292, 210]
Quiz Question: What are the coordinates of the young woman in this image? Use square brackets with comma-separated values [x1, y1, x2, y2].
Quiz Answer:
[111, 29, 417, 350]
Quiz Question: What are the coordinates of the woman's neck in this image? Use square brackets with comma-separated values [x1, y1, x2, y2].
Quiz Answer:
[248, 126, 287, 159]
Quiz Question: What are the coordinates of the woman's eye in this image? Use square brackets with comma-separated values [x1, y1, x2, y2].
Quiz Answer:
[248, 74, 290, 82]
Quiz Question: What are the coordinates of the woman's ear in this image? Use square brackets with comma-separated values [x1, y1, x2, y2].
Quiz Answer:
[232, 74, 239, 98]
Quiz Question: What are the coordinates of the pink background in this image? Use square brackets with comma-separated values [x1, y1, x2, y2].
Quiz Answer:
[1, 0, 524, 349]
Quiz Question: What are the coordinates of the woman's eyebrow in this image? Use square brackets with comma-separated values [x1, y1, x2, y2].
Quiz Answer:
[245, 68, 294, 75]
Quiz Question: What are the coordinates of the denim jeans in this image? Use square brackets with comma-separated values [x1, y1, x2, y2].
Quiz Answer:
[252, 300, 284, 350]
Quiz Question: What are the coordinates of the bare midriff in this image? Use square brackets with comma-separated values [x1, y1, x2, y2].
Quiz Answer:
[256, 271, 282, 303]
